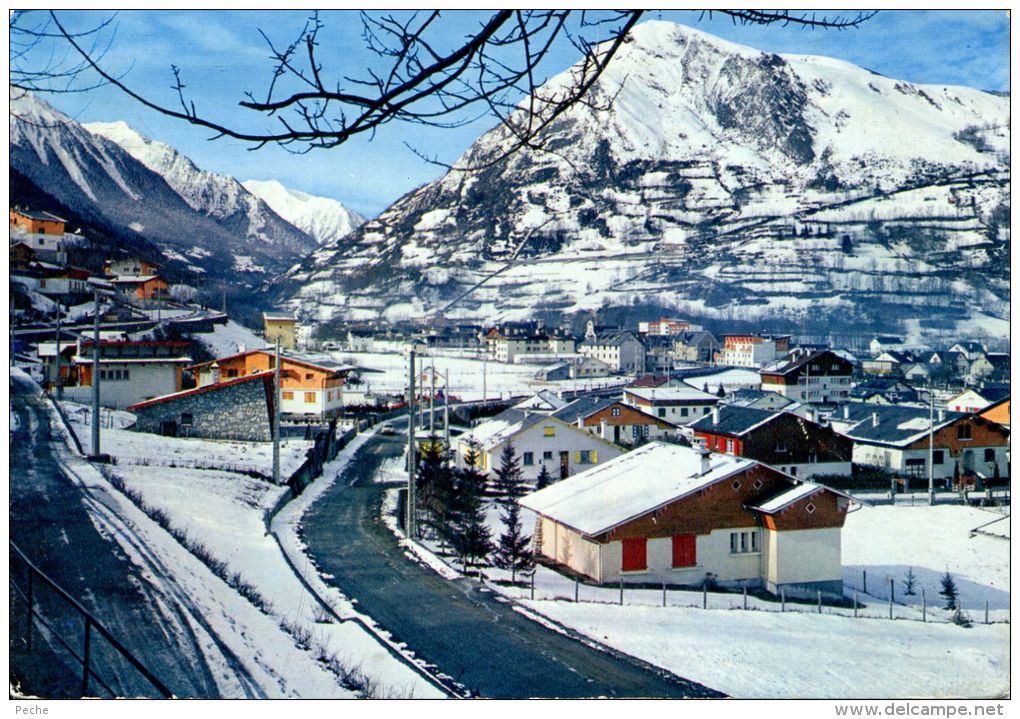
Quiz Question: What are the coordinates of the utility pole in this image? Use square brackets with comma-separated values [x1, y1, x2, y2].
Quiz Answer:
[91, 288, 102, 457]
[430, 362, 436, 435]
[928, 381, 935, 505]
[482, 353, 488, 402]
[406, 348, 417, 541]
[273, 338, 281, 485]
[54, 305, 63, 401]
[444, 369, 450, 448]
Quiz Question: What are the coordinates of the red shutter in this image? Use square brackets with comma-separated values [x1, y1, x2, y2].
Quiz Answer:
[672, 534, 696, 568]
[621, 537, 647, 572]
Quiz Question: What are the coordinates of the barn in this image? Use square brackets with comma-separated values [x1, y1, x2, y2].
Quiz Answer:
[521, 442, 855, 599]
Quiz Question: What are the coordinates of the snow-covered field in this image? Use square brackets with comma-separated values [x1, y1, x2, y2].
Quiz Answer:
[61, 400, 310, 478]
[331, 349, 628, 401]
[380, 483, 1010, 699]
[57, 403, 444, 701]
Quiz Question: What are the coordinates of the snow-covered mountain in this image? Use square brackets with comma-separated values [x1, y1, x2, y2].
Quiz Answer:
[273, 21, 1009, 341]
[10, 92, 316, 297]
[241, 179, 364, 245]
[84, 121, 317, 257]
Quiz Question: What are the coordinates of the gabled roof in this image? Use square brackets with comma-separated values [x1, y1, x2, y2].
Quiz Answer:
[11, 209, 66, 222]
[761, 349, 851, 376]
[689, 406, 781, 437]
[580, 330, 641, 348]
[551, 396, 616, 423]
[186, 348, 353, 375]
[725, 388, 797, 409]
[627, 374, 669, 388]
[520, 443, 758, 537]
[512, 390, 568, 412]
[751, 482, 824, 513]
[624, 386, 718, 404]
[127, 371, 273, 412]
[835, 403, 965, 446]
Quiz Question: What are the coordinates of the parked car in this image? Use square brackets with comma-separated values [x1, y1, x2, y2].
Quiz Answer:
[380, 422, 396, 435]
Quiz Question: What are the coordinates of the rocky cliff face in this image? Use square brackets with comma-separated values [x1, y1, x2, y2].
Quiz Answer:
[273, 21, 1009, 341]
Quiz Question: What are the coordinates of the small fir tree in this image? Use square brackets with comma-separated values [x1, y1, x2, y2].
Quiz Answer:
[448, 439, 492, 571]
[939, 571, 958, 610]
[494, 442, 526, 504]
[492, 498, 534, 583]
[415, 435, 455, 542]
[902, 567, 917, 596]
[535, 463, 552, 490]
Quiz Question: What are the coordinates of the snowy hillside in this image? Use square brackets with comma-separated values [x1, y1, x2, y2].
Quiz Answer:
[242, 179, 365, 245]
[84, 121, 317, 256]
[274, 21, 1009, 341]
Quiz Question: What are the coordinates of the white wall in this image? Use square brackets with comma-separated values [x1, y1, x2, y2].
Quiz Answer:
[764, 527, 842, 590]
[68, 362, 180, 409]
[777, 461, 853, 479]
[473, 421, 623, 482]
[600, 527, 763, 585]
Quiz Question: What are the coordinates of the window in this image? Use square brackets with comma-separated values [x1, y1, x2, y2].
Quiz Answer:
[725, 439, 735, 454]
[304, 392, 316, 403]
[805, 503, 816, 514]
[672, 534, 696, 568]
[543, 426, 556, 437]
[305, 373, 314, 380]
[621, 537, 647, 572]
[611, 406, 621, 417]
[180, 412, 193, 426]
[730, 530, 760, 554]
[282, 391, 294, 400]
[523, 452, 534, 466]
[933, 450, 945, 465]
[123, 369, 130, 381]
[681, 407, 689, 417]
[543, 451, 552, 461]
[789, 466, 797, 477]
[577, 450, 594, 465]
[957, 424, 972, 440]
[905, 458, 925, 478]
[984, 448, 996, 463]
[657, 408, 666, 418]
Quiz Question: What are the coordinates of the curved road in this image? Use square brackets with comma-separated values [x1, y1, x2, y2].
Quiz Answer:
[301, 422, 723, 699]
[9, 375, 243, 698]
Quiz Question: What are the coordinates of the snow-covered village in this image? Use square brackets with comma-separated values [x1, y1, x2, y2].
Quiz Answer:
[8, 9, 1011, 709]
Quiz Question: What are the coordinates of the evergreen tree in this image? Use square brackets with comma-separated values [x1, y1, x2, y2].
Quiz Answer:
[535, 463, 552, 490]
[940, 571, 958, 610]
[494, 442, 526, 504]
[902, 567, 917, 596]
[492, 499, 534, 583]
[415, 435, 455, 542]
[448, 439, 492, 571]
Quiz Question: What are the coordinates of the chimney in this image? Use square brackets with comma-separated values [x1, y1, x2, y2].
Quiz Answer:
[700, 448, 711, 475]
[576, 416, 583, 429]
[211, 362, 221, 385]
[871, 412, 879, 428]
[843, 405, 849, 420]
[712, 406, 720, 425]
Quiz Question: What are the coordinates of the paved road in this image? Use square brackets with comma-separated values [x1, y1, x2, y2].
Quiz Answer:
[9, 375, 251, 698]
[301, 422, 723, 699]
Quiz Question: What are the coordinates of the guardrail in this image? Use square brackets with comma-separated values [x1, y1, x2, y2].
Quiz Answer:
[9, 541, 174, 698]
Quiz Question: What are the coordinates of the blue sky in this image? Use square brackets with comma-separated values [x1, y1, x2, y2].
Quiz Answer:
[24, 10, 1011, 218]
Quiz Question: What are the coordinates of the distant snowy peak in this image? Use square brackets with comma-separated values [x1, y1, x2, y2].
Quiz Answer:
[84, 121, 316, 254]
[242, 179, 365, 245]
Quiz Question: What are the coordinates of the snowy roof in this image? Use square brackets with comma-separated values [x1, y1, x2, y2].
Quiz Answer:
[689, 406, 780, 436]
[263, 312, 297, 322]
[552, 396, 617, 423]
[513, 390, 568, 412]
[462, 412, 546, 450]
[835, 403, 964, 446]
[109, 275, 163, 284]
[520, 443, 756, 537]
[751, 482, 823, 514]
[624, 386, 718, 404]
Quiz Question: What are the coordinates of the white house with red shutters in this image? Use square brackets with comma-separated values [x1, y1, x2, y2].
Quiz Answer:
[522, 443, 856, 598]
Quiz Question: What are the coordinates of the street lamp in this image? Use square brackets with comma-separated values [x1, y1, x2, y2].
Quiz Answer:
[86, 278, 115, 458]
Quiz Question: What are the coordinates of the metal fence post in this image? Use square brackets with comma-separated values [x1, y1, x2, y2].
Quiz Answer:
[663, 582, 667, 608]
[890, 577, 895, 604]
[985, 601, 989, 625]
[743, 585, 748, 610]
[889, 592, 893, 620]
[619, 579, 624, 606]
[922, 588, 926, 622]
[853, 592, 858, 618]
[81, 618, 92, 697]
[530, 571, 535, 601]
[781, 590, 785, 613]
[863, 570, 867, 594]
[25, 567, 34, 652]
[574, 577, 579, 603]
[702, 582, 707, 609]
[817, 590, 822, 614]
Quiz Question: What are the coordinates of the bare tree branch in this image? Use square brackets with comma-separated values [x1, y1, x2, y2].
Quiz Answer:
[15, 10, 877, 158]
